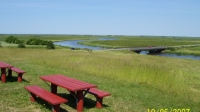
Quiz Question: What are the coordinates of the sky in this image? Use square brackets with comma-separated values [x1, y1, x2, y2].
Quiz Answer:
[0, 0, 200, 37]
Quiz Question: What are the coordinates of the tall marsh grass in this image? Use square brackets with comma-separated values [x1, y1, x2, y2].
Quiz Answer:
[1, 47, 200, 111]
[82, 37, 200, 48]
[1, 48, 199, 99]
[167, 46, 200, 56]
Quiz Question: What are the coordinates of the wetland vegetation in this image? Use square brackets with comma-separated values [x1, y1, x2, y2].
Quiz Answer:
[0, 34, 200, 112]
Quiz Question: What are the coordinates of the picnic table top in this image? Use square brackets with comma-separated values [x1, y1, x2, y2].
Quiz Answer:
[39, 74, 97, 92]
[0, 62, 13, 68]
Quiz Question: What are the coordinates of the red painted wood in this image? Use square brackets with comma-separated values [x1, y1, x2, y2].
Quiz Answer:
[52, 104, 61, 112]
[17, 73, 23, 82]
[87, 88, 110, 108]
[96, 97, 103, 108]
[9, 67, 26, 82]
[55, 74, 94, 86]
[25, 85, 68, 105]
[30, 93, 36, 102]
[76, 90, 84, 112]
[11, 67, 26, 74]
[0, 62, 13, 83]
[1, 68, 6, 83]
[0, 62, 13, 68]
[88, 88, 111, 98]
[40, 74, 97, 91]
[39, 74, 97, 112]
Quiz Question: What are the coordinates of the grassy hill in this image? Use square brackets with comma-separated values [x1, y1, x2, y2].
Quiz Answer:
[0, 47, 200, 112]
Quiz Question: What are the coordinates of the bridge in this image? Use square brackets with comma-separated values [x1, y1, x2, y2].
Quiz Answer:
[101, 46, 167, 53]
[100, 44, 199, 53]
[130, 46, 167, 53]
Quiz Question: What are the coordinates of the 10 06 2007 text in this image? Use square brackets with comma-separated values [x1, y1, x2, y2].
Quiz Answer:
[147, 108, 190, 112]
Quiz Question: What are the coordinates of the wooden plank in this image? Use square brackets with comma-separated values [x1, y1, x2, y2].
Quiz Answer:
[0, 62, 13, 68]
[88, 88, 111, 98]
[40, 74, 97, 91]
[11, 67, 26, 73]
[25, 85, 68, 105]
[55, 74, 96, 87]
[40, 76, 81, 91]
[40, 76, 89, 91]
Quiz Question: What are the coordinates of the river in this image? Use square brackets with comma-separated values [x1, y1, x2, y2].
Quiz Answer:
[140, 51, 200, 60]
[54, 38, 116, 50]
[54, 38, 200, 60]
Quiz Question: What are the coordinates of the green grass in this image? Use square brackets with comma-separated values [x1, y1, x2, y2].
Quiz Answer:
[80, 36, 200, 48]
[0, 41, 18, 47]
[0, 47, 200, 112]
[166, 46, 200, 56]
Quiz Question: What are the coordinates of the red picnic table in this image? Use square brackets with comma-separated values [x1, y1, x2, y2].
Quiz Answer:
[0, 62, 13, 83]
[39, 74, 97, 112]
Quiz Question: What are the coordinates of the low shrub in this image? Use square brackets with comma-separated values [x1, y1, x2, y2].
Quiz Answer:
[18, 43, 26, 48]
[166, 47, 176, 51]
[46, 41, 55, 49]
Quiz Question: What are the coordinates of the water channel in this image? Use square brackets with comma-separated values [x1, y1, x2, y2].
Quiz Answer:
[54, 38, 115, 50]
[54, 38, 200, 60]
[140, 51, 200, 60]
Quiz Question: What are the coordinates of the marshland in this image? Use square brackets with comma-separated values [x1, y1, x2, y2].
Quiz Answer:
[0, 34, 200, 112]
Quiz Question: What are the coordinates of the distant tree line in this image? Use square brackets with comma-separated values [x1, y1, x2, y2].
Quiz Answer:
[26, 38, 55, 49]
[4, 36, 55, 49]
[5, 36, 24, 44]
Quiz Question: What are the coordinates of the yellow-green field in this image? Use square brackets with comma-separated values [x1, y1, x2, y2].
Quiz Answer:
[80, 36, 200, 48]
[0, 47, 200, 112]
[166, 46, 200, 56]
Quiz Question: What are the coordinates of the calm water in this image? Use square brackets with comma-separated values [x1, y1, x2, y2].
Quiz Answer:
[140, 51, 200, 60]
[54, 40, 102, 50]
[54, 38, 116, 50]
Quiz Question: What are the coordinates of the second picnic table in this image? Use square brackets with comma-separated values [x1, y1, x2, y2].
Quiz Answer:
[0, 62, 13, 83]
[0, 61, 26, 83]
[39, 74, 97, 112]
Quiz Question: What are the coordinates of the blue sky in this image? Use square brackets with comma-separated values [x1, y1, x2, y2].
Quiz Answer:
[1, 0, 200, 37]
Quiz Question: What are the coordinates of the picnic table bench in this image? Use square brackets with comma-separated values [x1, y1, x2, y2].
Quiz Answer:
[86, 88, 111, 108]
[8, 67, 26, 82]
[25, 85, 68, 112]
[0, 61, 26, 83]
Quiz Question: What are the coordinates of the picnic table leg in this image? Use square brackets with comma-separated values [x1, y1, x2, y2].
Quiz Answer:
[1, 68, 6, 83]
[52, 104, 60, 112]
[17, 73, 23, 82]
[51, 83, 57, 94]
[96, 97, 103, 108]
[30, 93, 36, 102]
[76, 90, 84, 112]
[8, 69, 12, 78]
